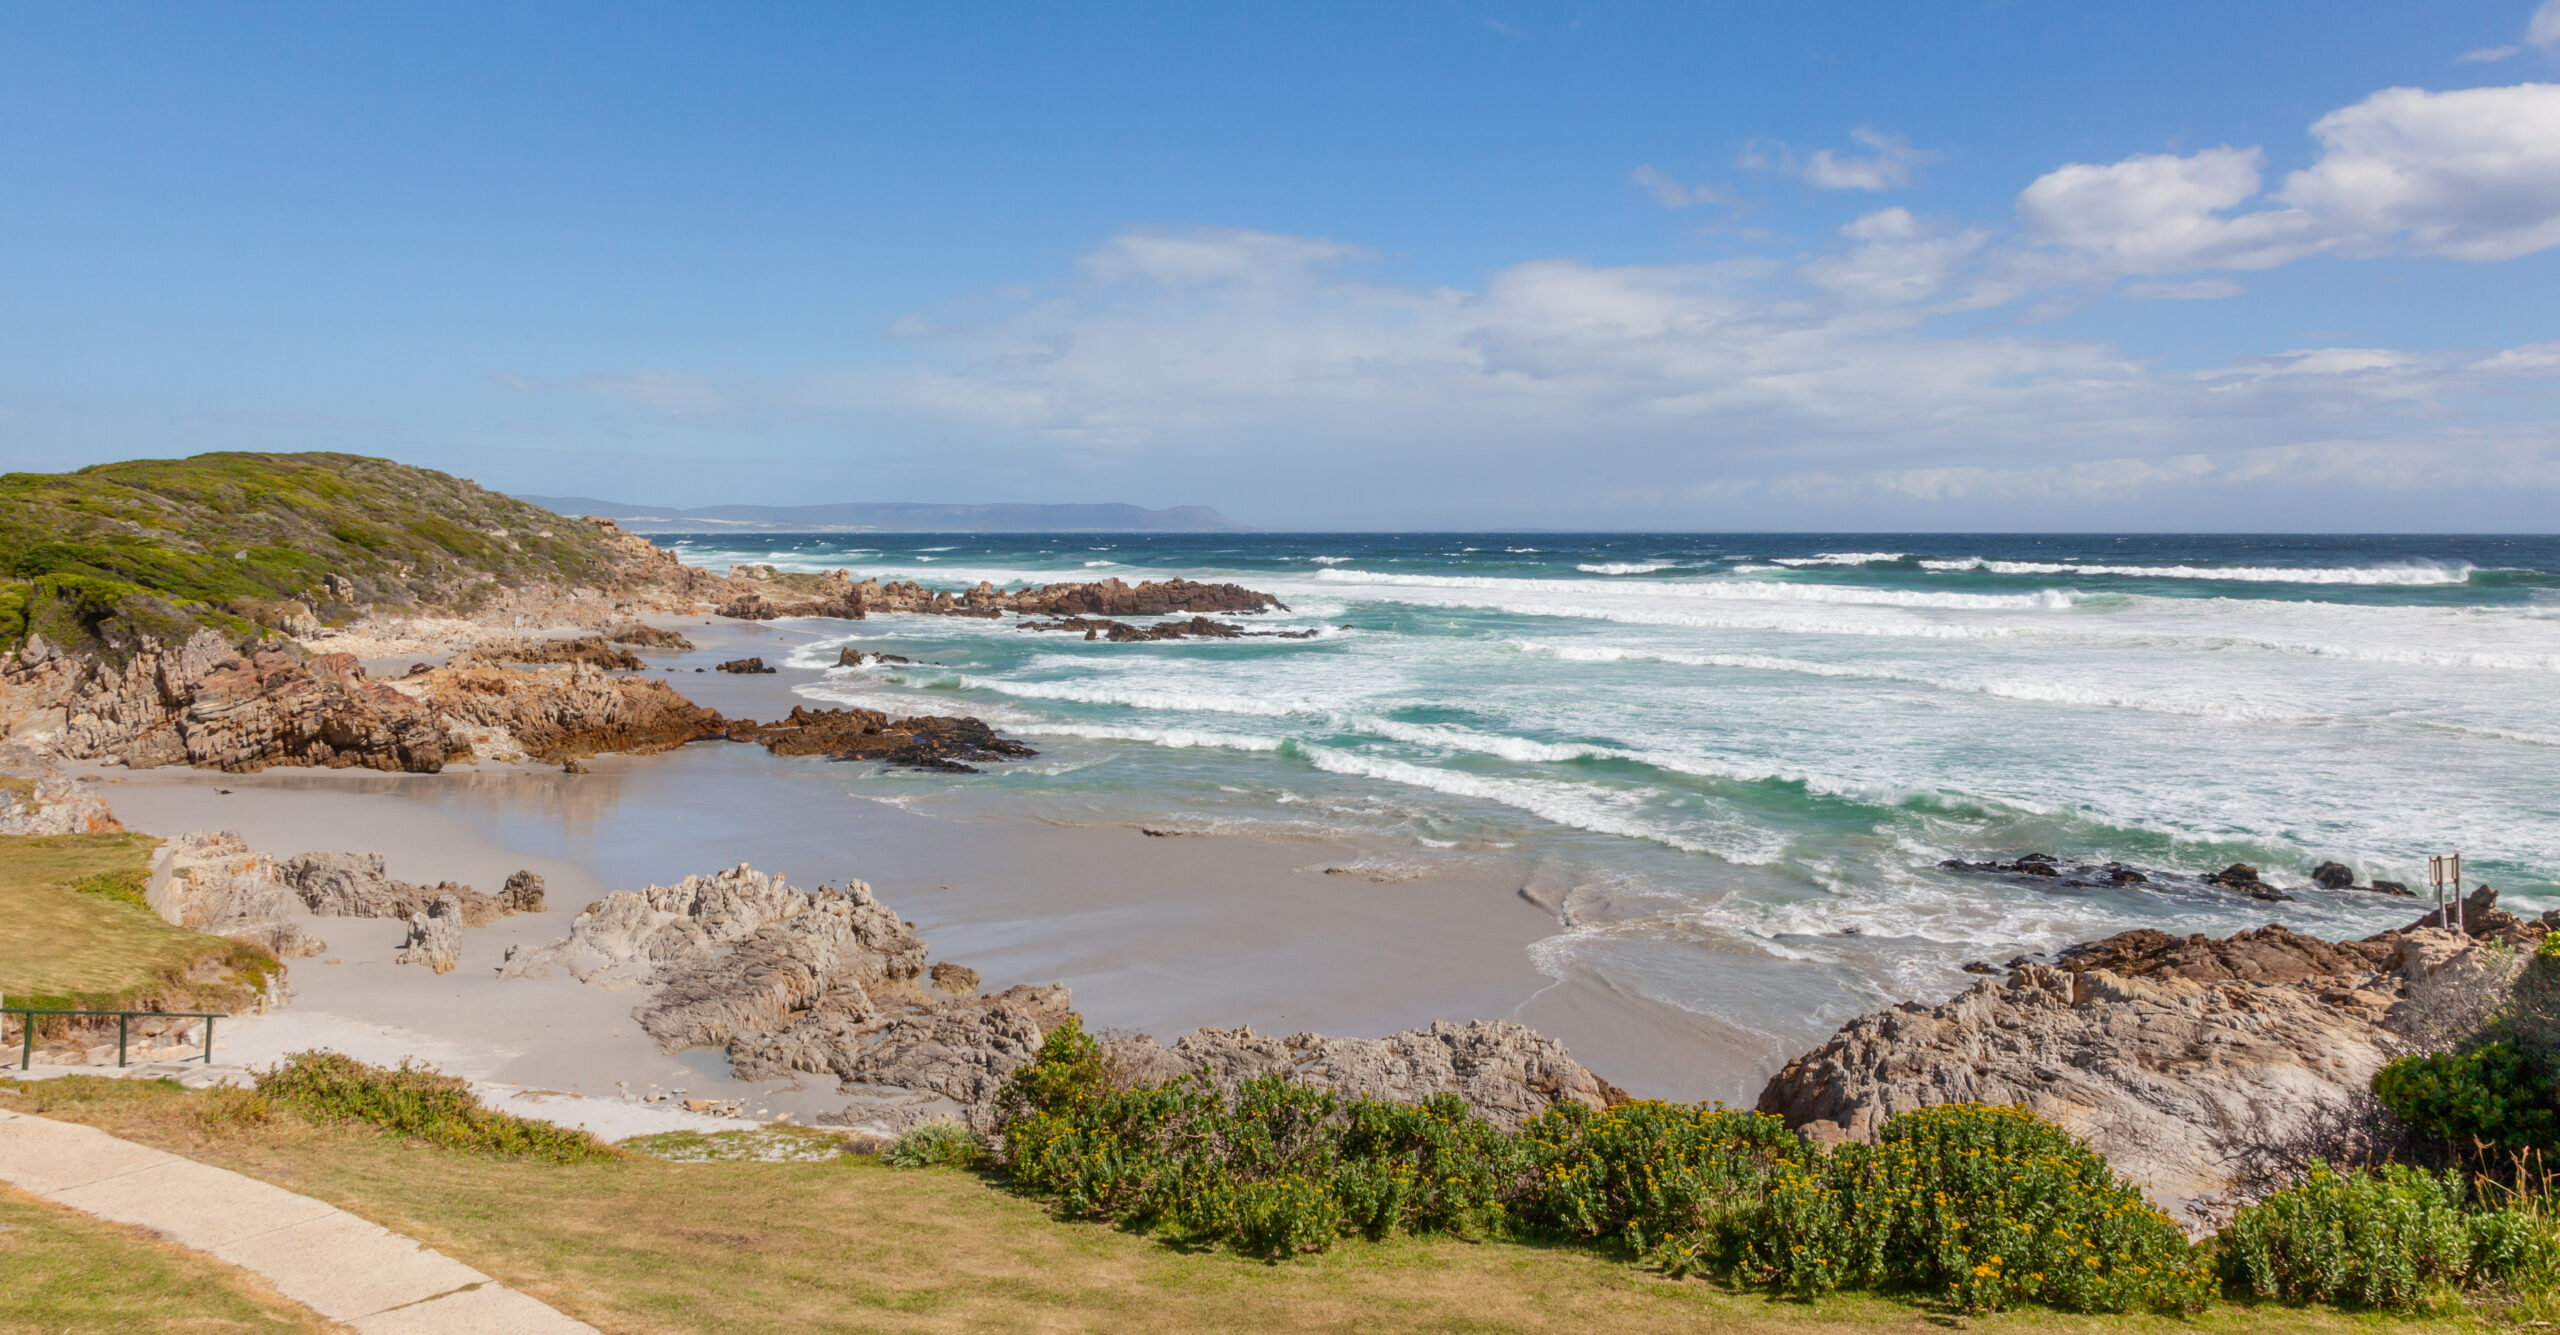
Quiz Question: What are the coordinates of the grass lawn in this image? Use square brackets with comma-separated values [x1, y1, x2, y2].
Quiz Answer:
[3, 1076, 2491, 1335]
[0, 1179, 336, 1334]
[0, 832, 274, 1016]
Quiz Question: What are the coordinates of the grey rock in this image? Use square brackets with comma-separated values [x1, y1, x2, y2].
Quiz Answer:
[154, 829, 325, 959]
[1100, 1020, 1623, 1131]
[395, 896, 464, 974]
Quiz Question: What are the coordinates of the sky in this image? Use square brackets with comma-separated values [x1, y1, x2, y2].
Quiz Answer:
[4, 2, 2559, 530]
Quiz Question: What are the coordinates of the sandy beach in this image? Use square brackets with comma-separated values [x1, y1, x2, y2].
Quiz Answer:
[69, 614, 1743, 1125]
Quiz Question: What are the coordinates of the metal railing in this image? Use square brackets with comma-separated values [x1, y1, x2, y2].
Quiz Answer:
[3, 1008, 225, 1071]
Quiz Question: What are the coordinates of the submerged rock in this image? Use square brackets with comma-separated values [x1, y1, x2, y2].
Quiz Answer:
[1016, 614, 1319, 642]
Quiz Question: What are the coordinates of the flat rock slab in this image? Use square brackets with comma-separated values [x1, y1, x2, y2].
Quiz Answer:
[0, 1107, 595, 1333]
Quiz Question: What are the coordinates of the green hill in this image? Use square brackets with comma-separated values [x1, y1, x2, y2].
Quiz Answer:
[1, 452, 640, 657]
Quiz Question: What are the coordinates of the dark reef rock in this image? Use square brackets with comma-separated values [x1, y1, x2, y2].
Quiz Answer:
[1016, 614, 1320, 643]
[715, 656, 778, 675]
[2311, 860, 2356, 890]
[730, 705, 1035, 773]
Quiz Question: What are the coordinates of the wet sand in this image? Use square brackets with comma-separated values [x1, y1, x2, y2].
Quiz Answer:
[73, 615, 1754, 1119]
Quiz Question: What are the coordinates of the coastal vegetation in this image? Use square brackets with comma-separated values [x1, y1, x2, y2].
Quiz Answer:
[3, 1072, 2482, 1335]
[215, 1051, 617, 1163]
[0, 831, 274, 1022]
[0, 451, 637, 656]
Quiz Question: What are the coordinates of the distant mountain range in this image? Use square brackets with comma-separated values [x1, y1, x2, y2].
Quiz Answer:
[516, 496, 1246, 533]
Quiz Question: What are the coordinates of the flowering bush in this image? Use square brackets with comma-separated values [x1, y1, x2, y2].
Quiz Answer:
[1750, 1105, 2211, 1314]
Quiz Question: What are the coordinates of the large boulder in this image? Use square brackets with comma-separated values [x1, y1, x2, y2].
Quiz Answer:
[1756, 926, 2501, 1234]
[154, 830, 324, 959]
[394, 896, 464, 974]
[1101, 1020, 1626, 1131]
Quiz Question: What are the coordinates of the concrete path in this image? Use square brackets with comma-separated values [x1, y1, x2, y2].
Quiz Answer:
[0, 1106, 596, 1333]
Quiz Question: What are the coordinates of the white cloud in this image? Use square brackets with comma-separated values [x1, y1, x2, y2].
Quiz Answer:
[2277, 84, 2560, 260]
[1797, 208, 1991, 306]
[1738, 127, 1940, 191]
[2460, 45, 2520, 63]
[2534, 0, 2560, 48]
[1629, 165, 1740, 210]
[2122, 278, 2246, 300]
[2015, 83, 2560, 275]
[2015, 146, 2324, 274]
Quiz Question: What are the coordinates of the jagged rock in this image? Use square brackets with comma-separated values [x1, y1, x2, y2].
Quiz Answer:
[0, 770, 124, 835]
[2054, 923, 2390, 984]
[497, 863, 822, 986]
[1758, 888, 2560, 1233]
[1016, 614, 1319, 642]
[1097, 1020, 1625, 1131]
[600, 623, 693, 650]
[731, 984, 1074, 1115]
[835, 647, 913, 666]
[716, 569, 868, 621]
[1757, 930, 2494, 1234]
[420, 664, 725, 763]
[929, 961, 980, 996]
[395, 896, 464, 974]
[154, 830, 325, 959]
[278, 850, 513, 926]
[50, 631, 450, 773]
[2370, 879, 2413, 897]
[501, 870, 545, 912]
[715, 657, 777, 674]
[849, 576, 1284, 619]
[1941, 853, 2283, 900]
[731, 705, 1035, 773]
[2311, 861, 2356, 890]
[451, 637, 644, 671]
[638, 880, 928, 1051]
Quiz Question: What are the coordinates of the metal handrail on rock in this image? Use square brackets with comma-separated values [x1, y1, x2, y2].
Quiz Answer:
[3, 1007, 225, 1071]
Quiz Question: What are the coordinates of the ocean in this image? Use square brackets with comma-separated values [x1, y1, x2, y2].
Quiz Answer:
[653, 531, 2560, 1079]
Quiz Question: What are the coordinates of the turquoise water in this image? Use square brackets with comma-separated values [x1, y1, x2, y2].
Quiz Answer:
[657, 532, 2560, 1060]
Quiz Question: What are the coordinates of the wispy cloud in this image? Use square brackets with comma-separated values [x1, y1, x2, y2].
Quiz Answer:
[1737, 127, 1941, 191]
[1628, 165, 1741, 209]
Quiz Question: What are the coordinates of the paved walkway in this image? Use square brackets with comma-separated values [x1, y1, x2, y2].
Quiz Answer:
[0, 1106, 597, 1333]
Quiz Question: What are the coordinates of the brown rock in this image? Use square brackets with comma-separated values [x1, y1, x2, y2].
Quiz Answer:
[732, 705, 1034, 773]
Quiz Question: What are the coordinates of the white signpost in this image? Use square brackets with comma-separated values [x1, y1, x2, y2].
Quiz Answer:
[2429, 852, 2465, 934]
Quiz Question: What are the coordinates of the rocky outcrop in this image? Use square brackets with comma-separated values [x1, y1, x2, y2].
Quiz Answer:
[1100, 1021, 1626, 1131]
[1017, 615, 1319, 643]
[451, 637, 644, 671]
[420, 664, 725, 763]
[154, 830, 324, 959]
[1757, 890, 2548, 1233]
[0, 770, 124, 835]
[844, 576, 1285, 619]
[836, 648, 911, 666]
[601, 623, 693, 650]
[46, 631, 449, 773]
[497, 863, 824, 988]
[715, 657, 777, 674]
[731, 705, 1035, 773]
[395, 896, 464, 974]
[715, 567, 869, 621]
[277, 850, 530, 927]
[509, 862, 1619, 1136]
[502, 869, 545, 912]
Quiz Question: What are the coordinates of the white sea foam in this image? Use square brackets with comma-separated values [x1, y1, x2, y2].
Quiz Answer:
[1011, 722, 1287, 752]
[1577, 562, 1675, 575]
[959, 675, 1317, 718]
[1917, 558, 2475, 585]
[1299, 746, 1782, 861]
[1312, 568, 2081, 612]
[1771, 552, 1906, 567]
[1309, 555, 1353, 565]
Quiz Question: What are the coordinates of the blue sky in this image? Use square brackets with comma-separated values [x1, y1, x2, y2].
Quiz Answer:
[5, 2, 2558, 529]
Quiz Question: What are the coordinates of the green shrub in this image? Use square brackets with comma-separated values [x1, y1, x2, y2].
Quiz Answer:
[1514, 1099, 1802, 1268]
[253, 1050, 615, 1163]
[2378, 1041, 2560, 1153]
[882, 1119, 986, 1169]
[1750, 1104, 2210, 1314]
[2220, 1163, 2473, 1308]
[994, 1035, 2211, 1306]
